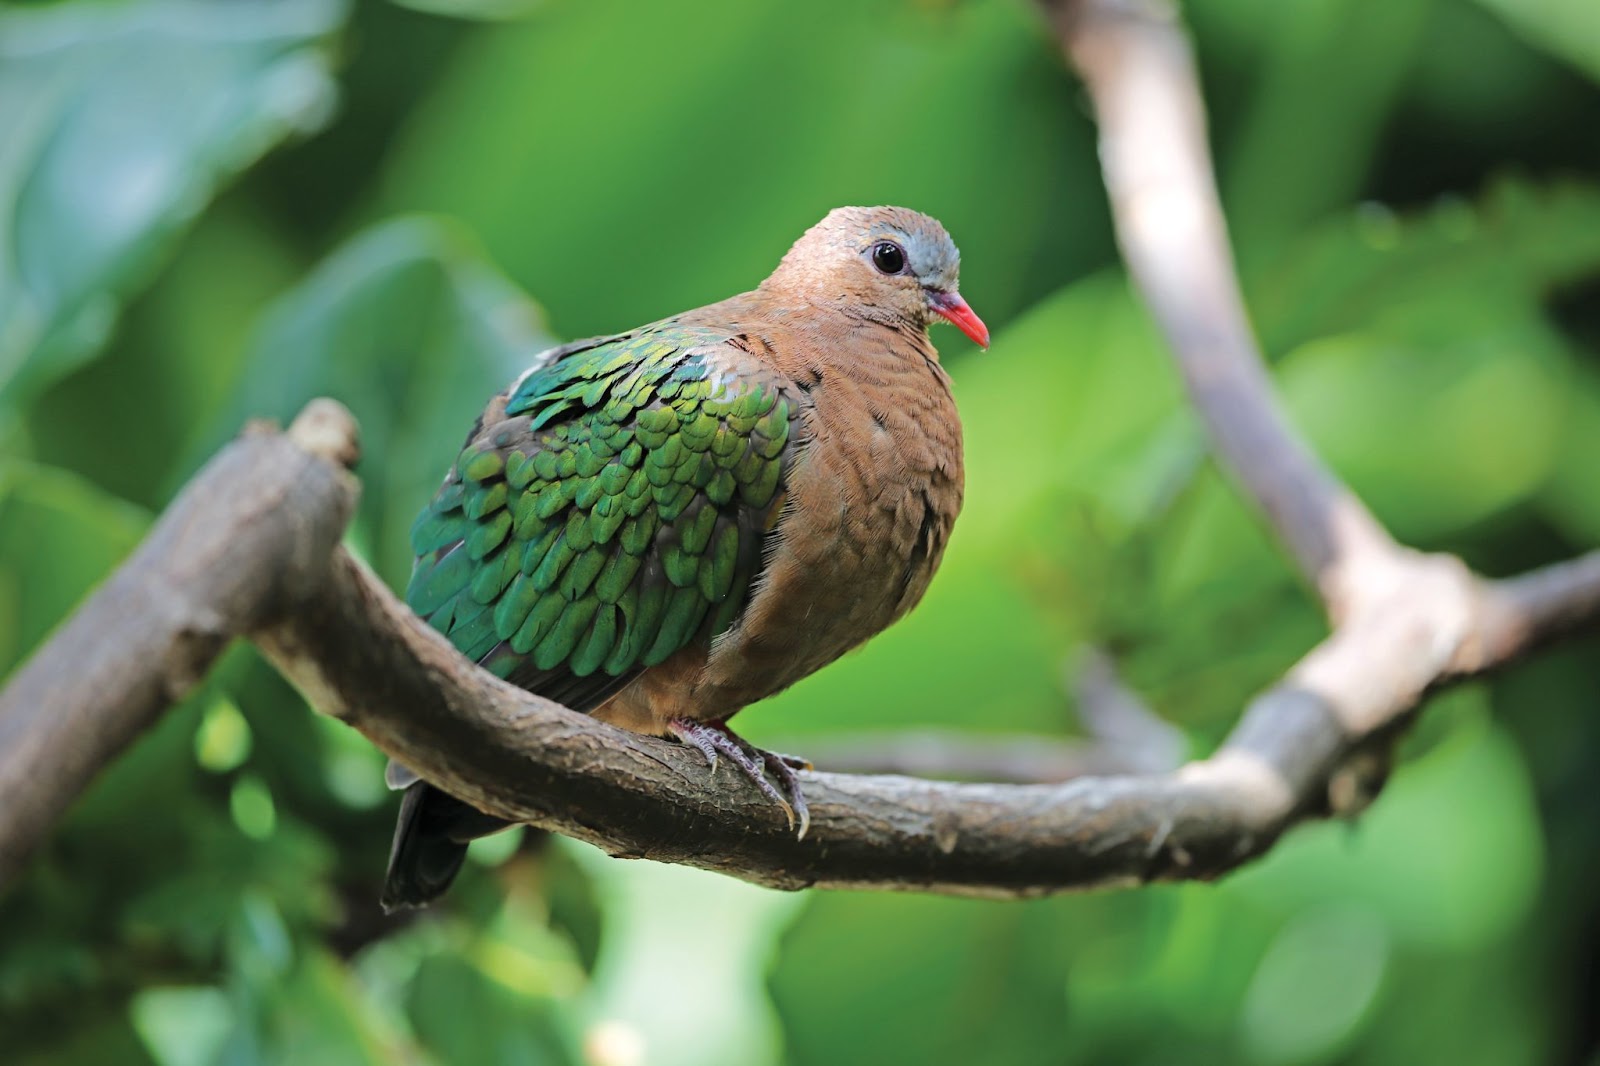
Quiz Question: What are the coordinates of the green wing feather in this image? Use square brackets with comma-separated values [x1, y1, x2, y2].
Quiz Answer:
[404, 324, 794, 713]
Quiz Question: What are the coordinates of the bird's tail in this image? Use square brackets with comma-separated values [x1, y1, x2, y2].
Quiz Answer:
[382, 782, 513, 911]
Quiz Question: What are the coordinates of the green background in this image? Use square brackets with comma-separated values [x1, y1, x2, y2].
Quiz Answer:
[2, 0, 1599, 1062]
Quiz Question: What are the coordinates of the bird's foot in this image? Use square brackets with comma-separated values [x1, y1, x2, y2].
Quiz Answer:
[666, 717, 811, 840]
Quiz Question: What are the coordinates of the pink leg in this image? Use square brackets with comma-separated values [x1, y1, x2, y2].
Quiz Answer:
[666, 717, 811, 839]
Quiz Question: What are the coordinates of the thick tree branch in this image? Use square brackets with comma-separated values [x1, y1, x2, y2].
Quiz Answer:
[1, 0, 1597, 899]
[0, 401, 359, 885]
[248, 518, 1591, 894]
[2, 398, 1593, 895]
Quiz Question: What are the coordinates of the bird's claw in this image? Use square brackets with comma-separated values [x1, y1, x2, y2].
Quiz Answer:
[666, 718, 811, 839]
[671, 720, 722, 777]
[762, 749, 811, 839]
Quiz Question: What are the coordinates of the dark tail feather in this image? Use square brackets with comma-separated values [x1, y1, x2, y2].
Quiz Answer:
[382, 783, 514, 911]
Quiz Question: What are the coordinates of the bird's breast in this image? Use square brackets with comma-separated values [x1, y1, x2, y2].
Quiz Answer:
[698, 346, 963, 711]
[590, 321, 965, 736]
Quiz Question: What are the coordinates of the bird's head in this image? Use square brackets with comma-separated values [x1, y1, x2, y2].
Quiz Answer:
[763, 206, 989, 349]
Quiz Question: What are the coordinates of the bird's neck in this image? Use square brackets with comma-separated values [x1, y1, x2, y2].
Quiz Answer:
[750, 279, 932, 341]
[689, 287, 942, 388]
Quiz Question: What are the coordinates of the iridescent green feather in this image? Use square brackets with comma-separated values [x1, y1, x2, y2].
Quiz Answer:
[404, 325, 792, 707]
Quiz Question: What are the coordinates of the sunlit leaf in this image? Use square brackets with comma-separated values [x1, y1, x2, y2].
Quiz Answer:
[1260, 181, 1600, 538]
[194, 693, 253, 774]
[230, 776, 279, 841]
[130, 986, 234, 1066]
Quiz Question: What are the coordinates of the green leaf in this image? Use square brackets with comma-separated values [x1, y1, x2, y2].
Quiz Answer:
[1228, 705, 1544, 952]
[1261, 181, 1600, 539]
[25, 199, 305, 512]
[194, 693, 253, 774]
[404, 947, 579, 1065]
[1280, 321, 1569, 538]
[1470, 0, 1600, 83]
[254, 949, 399, 1066]
[229, 776, 279, 841]
[0, 460, 148, 673]
[1255, 181, 1600, 357]
[1220, 0, 1436, 255]
[1239, 907, 1390, 1065]
[0, 0, 345, 424]
[130, 986, 234, 1066]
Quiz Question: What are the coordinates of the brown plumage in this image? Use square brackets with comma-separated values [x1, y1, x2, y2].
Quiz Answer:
[383, 206, 985, 908]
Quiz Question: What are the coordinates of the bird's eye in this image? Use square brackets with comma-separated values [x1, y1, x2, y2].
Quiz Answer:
[870, 241, 907, 275]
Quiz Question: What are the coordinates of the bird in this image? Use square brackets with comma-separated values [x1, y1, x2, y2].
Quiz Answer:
[382, 205, 987, 909]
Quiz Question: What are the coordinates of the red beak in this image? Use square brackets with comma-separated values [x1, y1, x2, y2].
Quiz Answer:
[927, 290, 990, 349]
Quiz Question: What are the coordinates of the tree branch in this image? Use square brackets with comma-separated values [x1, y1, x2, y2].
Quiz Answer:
[2, 396, 1592, 895]
[0, 401, 359, 885]
[249, 514, 1591, 894]
[1069, 646, 1188, 774]
[1, 0, 1597, 899]
[1042, 0, 1400, 620]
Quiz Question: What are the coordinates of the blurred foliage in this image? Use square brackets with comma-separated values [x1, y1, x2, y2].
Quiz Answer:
[1, 0, 1598, 1063]
[0, 0, 342, 427]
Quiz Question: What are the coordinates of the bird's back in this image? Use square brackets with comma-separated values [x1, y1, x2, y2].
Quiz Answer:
[403, 320, 796, 720]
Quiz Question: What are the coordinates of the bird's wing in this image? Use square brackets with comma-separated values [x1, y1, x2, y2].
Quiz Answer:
[402, 323, 798, 719]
